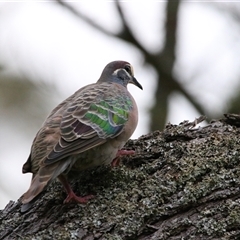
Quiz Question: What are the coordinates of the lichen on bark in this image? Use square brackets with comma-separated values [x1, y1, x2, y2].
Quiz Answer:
[1, 114, 240, 239]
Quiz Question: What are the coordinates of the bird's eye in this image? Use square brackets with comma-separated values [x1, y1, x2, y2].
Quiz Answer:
[124, 65, 131, 74]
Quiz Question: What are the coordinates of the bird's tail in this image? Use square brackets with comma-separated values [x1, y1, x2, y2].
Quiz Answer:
[21, 159, 72, 212]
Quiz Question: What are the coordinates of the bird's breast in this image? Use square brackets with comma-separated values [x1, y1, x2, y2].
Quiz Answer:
[70, 140, 121, 171]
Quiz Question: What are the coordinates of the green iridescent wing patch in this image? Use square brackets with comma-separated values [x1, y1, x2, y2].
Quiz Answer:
[83, 96, 133, 138]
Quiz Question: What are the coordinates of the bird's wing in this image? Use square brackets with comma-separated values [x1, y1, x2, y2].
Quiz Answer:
[44, 83, 133, 165]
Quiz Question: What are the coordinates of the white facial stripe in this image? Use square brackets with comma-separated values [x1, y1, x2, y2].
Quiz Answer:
[113, 68, 133, 78]
[130, 65, 134, 76]
[113, 69, 120, 76]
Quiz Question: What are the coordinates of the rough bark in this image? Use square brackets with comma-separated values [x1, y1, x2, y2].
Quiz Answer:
[1, 114, 240, 239]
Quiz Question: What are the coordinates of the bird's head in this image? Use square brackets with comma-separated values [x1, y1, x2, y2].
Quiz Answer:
[98, 61, 143, 90]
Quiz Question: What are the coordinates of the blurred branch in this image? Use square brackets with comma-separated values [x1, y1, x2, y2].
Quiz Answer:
[209, 2, 240, 22]
[56, 0, 150, 57]
[56, 0, 115, 37]
[0, 73, 59, 133]
[160, 0, 178, 69]
[150, 0, 180, 130]
[150, 0, 205, 129]
[227, 88, 240, 114]
[114, 1, 150, 57]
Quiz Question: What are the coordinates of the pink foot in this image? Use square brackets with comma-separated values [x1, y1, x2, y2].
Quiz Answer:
[117, 149, 135, 157]
[64, 191, 94, 204]
[111, 149, 135, 167]
[58, 174, 94, 204]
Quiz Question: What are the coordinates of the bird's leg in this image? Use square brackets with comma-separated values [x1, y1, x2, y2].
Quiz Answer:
[58, 175, 94, 204]
[111, 149, 135, 167]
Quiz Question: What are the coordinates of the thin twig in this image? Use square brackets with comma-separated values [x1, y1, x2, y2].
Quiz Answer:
[56, 0, 116, 37]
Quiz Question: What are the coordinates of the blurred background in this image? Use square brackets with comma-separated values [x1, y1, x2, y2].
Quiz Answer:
[1, 1, 240, 209]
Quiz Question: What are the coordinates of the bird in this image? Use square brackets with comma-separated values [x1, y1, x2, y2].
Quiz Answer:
[21, 60, 142, 212]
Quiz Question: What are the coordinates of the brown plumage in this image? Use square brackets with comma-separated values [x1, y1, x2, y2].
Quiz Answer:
[21, 61, 142, 212]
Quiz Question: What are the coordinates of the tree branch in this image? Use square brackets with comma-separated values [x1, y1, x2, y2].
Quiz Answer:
[56, 0, 116, 37]
[1, 114, 240, 239]
[114, 1, 150, 57]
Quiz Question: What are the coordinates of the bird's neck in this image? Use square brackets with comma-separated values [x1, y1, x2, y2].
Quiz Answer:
[109, 76, 128, 88]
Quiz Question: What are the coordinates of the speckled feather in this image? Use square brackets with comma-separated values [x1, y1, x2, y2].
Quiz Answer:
[21, 61, 142, 209]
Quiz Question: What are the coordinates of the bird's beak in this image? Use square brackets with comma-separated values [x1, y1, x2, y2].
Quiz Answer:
[130, 77, 143, 90]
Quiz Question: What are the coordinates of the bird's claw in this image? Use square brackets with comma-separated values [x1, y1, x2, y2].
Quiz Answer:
[111, 149, 135, 167]
[64, 193, 94, 204]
